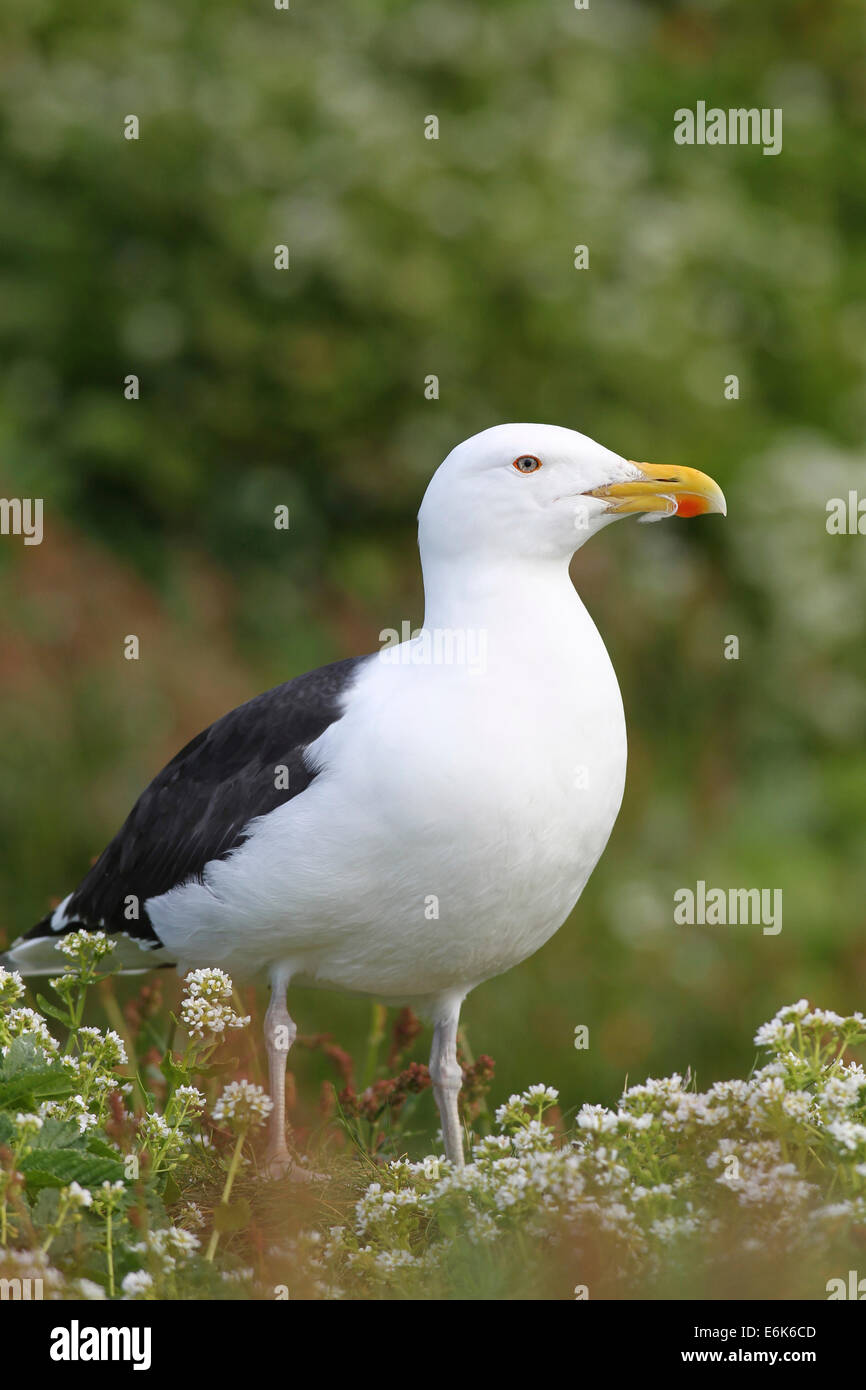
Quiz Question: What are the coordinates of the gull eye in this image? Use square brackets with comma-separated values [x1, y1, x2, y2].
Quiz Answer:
[512, 455, 542, 474]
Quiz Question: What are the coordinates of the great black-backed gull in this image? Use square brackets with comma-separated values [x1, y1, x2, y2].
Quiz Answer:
[5, 423, 725, 1174]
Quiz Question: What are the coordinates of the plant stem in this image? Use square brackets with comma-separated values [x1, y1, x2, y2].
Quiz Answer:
[40, 1195, 69, 1255]
[206, 1127, 247, 1262]
[106, 1207, 115, 1297]
[362, 1002, 387, 1089]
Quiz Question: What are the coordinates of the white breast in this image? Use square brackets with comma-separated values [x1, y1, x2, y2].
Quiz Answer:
[150, 578, 627, 1002]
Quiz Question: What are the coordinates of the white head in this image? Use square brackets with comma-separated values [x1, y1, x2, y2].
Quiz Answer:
[418, 423, 725, 565]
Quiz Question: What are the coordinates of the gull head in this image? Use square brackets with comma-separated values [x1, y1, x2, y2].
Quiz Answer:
[418, 422, 726, 563]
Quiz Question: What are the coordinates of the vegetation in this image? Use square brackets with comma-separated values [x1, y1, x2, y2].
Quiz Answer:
[2, 939, 865, 1300]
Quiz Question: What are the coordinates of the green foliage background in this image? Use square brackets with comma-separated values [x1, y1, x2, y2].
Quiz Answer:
[1, 0, 865, 1127]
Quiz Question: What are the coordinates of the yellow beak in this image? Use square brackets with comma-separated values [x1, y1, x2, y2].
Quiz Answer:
[587, 462, 727, 519]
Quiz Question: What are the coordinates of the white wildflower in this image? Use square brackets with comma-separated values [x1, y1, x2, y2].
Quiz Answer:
[121, 1270, 154, 1298]
[14, 1113, 43, 1135]
[0, 966, 24, 1008]
[212, 1079, 273, 1129]
[826, 1120, 866, 1153]
[180, 995, 249, 1039]
[3, 1008, 58, 1052]
[57, 930, 116, 964]
[74, 1278, 107, 1300]
[576, 1104, 619, 1134]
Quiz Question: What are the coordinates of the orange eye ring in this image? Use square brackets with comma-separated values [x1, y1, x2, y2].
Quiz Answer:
[512, 455, 542, 474]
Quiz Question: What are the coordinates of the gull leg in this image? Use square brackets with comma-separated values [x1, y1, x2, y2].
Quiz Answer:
[263, 966, 300, 1180]
[429, 1000, 465, 1169]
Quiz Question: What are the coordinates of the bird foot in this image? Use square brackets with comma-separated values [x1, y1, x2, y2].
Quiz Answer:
[264, 1149, 327, 1183]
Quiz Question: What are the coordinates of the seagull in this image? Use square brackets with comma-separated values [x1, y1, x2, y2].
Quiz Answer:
[5, 424, 725, 1176]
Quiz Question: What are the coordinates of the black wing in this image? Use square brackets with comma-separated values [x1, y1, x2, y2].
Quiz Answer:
[24, 654, 370, 946]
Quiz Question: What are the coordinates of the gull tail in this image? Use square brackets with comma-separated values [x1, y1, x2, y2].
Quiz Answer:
[4, 896, 174, 977]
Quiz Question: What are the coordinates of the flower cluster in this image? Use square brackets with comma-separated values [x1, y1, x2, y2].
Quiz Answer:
[56, 930, 117, 971]
[212, 1079, 273, 1130]
[0, 943, 246, 1298]
[128, 1224, 201, 1280]
[0, 967, 58, 1061]
[0, 966, 24, 1010]
[5, 948, 866, 1301]
[137, 1083, 207, 1175]
[180, 968, 250, 1040]
[291, 1003, 866, 1298]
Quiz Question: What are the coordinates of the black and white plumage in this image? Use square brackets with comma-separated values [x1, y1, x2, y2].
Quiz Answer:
[19, 656, 369, 961]
[6, 423, 725, 1174]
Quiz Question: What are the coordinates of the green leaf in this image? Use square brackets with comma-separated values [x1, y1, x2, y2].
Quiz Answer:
[1, 1035, 55, 1076]
[84, 1135, 123, 1161]
[35, 993, 73, 1026]
[159, 1049, 188, 1089]
[135, 1067, 156, 1110]
[212, 1197, 251, 1233]
[161, 1171, 181, 1205]
[0, 1070, 72, 1110]
[37, 1118, 85, 1151]
[20, 1148, 126, 1190]
[32, 1186, 61, 1226]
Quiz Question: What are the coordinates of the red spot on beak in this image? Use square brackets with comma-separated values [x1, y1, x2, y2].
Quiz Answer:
[675, 495, 708, 518]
